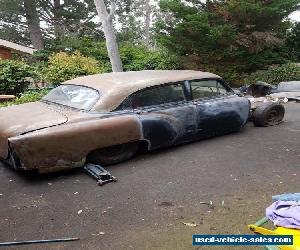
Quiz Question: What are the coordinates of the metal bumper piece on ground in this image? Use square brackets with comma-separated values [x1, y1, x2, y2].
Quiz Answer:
[83, 163, 117, 186]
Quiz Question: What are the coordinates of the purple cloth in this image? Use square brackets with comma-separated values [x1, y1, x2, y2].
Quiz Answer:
[266, 200, 300, 229]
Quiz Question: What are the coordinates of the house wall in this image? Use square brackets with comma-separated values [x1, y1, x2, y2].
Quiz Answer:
[0, 47, 12, 59]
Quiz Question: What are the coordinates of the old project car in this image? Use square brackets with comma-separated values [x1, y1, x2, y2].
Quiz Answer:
[0, 70, 283, 173]
[241, 81, 300, 100]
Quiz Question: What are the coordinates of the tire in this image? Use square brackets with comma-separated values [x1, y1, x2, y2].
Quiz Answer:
[252, 103, 285, 127]
[87, 142, 139, 166]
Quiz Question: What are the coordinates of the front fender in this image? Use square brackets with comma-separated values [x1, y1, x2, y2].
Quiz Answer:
[9, 115, 142, 171]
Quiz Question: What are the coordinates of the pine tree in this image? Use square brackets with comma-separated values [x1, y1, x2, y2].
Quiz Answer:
[156, 0, 300, 83]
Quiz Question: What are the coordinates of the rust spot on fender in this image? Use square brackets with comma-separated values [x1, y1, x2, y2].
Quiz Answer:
[9, 115, 142, 170]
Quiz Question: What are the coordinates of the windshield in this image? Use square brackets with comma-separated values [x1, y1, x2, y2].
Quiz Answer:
[42, 85, 100, 110]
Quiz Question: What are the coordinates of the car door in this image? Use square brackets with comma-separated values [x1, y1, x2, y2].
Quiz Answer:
[130, 82, 197, 150]
[189, 79, 250, 139]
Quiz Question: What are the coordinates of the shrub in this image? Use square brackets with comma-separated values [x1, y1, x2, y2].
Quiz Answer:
[0, 89, 50, 108]
[0, 59, 32, 95]
[45, 51, 102, 84]
[244, 63, 300, 85]
[120, 44, 181, 71]
[36, 38, 182, 73]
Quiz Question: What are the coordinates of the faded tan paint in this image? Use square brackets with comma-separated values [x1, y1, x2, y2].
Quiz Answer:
[9, 115, 142, 170]
[0, 70, 221, 172]
[64, 70, 221, 112]
[0, 102, 68, 158]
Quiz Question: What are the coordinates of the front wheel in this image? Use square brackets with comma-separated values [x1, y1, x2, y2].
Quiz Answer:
[252, 103, 285, 127]
[87, 142, 139, 166]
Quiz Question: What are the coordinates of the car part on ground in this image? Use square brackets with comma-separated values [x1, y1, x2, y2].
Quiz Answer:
[245, 81, 275, 97]
[83, 163, 117, 186]
[275, 81, 300, 92]
[248, 96, 288, 109]
[235, 82, 289, 127]
[247, 97, 286, 127]
[0, 237, 79, 247]
[252, 103, 285, 127]
[238, 81, 300, 101]
[270, 92, 300, 102]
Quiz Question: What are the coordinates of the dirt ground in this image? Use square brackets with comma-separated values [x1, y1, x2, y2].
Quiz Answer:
[0, 103, 299, 250]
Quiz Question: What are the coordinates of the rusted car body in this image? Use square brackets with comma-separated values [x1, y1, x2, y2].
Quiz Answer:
[241, 81, 300, 101]
[0, 70, 250, 173]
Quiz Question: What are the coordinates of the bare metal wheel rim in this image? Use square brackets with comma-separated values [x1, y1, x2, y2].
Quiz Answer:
[267, 109, 279, 124]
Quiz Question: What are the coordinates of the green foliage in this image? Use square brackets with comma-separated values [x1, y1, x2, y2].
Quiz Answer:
[0, 0, 31, 45]
[36, 38, 182, 74]
[156, 0, 300, 84]
[0, 89, 49, 107]
[244, 63, 300, 84]
[286, 23, 300, 61]
[120, 44, 181, 71]
[0, 0, 101, 45]
[0, 59, 33, 95]
[45, 51, 102, 84]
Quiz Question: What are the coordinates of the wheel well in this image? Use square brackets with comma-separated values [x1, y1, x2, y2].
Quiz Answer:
[138, 140, 150, 152]
[86, 140, 150, 162]
[8, 146, 23, 170]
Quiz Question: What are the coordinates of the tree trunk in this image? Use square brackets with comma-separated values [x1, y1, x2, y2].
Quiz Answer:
[53, 0, 63, 39]
[144, 0, 151, 46]
[23, 0, 44, 49]
[93, 0, 123, 72]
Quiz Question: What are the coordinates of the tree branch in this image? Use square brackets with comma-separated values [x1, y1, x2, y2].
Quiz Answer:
[39, 0, 54, 10]
[82, 13, 97, 24]
[39, 12, 54, 23]
[108, 0, 116, 20]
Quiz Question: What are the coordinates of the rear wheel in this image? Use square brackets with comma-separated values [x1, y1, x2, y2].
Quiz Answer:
[252, 103, 285, 127]
[87, 142, 139, 166]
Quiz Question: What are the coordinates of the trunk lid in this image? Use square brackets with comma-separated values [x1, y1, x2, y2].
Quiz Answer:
[0, 101, 68, 158]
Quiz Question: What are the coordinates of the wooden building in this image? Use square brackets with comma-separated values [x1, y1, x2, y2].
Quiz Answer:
[0, 39, 36, 59]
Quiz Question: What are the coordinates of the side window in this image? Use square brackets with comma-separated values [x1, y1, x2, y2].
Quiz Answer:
[190, 79, 229, 100]
[114, 97, 132, 111]
[132, 82, 185, 109]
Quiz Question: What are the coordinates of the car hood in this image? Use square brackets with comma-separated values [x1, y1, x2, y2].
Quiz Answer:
[0, 101, 69, 158]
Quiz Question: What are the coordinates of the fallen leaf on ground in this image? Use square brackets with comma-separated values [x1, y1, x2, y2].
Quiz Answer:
[182, 222, 198, 227]
[92, 232, 105, 236]
[158, 201, 174, 207]
[200, 201, 215, 209]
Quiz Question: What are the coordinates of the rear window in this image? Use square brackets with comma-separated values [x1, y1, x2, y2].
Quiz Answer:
[42, 85, 100, 111]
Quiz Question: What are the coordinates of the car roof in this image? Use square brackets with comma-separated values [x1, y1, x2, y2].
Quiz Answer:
[63, 70, 221, 112]
[277, 81, 300, 91]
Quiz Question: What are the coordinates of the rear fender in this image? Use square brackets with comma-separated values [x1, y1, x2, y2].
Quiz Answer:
[9, 115, 143, 170]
